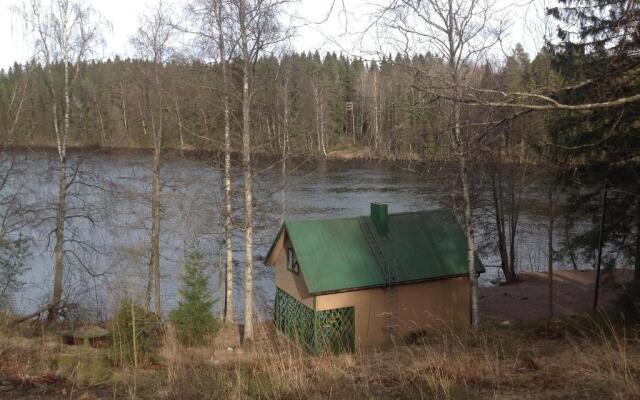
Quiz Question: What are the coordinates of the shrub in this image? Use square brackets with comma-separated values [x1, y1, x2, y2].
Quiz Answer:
[110, 299, 159, 367]
[0, 234, 29, 311]
[57, 350, 111, 385]
[169, 249, 219, 346]
[614, 280, 640, 323]
[0, 310, 9, 332]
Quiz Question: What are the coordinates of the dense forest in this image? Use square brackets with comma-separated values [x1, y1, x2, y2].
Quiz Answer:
[0, 45, 551, 161]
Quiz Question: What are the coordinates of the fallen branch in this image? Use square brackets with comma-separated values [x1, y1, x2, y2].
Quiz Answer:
[9, 304, 52, 326]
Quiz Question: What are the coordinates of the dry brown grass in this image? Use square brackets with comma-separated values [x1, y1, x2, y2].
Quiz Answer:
[156, 319, 640, 400]
[0, 318, 639, 399]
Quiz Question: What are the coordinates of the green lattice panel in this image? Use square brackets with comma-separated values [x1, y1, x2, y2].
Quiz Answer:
[315, 306, 355, 354]
[275, 288, 315, 353]
[275, 288, 355, 355]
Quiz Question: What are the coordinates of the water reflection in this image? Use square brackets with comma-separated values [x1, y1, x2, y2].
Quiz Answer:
[5, 150, 582, 321]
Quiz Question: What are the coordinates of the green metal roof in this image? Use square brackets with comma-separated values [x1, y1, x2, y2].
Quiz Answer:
[266, 209, 485, 295]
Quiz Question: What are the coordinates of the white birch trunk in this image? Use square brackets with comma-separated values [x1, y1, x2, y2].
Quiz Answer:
[49, 11, 71, 321]
[239, 0, 254, 341]
[216, 0, 234, 322]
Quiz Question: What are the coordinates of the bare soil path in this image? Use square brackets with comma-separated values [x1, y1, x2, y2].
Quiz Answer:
[479, 269, 634, 322]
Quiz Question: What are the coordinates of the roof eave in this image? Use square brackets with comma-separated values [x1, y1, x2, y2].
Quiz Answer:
[264, 224, 286, 266]
[307, 272, 472, 296]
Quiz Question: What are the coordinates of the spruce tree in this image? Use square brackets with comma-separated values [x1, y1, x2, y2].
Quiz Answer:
[547, 0, 640, 280]
[169, 249, 219, 345]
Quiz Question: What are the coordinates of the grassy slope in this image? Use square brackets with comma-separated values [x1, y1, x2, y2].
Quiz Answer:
[1, 316, 639, 400]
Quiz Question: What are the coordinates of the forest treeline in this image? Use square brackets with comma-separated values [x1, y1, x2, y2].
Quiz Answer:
[0, 45, 549, 161]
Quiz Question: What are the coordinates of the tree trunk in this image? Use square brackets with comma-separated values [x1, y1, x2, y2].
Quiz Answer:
[239, 0, 254, 341]
[217, 0, 234, 323]
[491, 166, 511, 282]
[460, 155, 479, 329]
[131, 300, 138, 368]
[223, 70, 234, 324]
[49, 157, 67, 322]
[373, 70, 379, 154]
[145, 59, 163, 316]
[312, 76, 326, 157]
[94, 96, 106, 147]
[635, 197, 640, 282]
[313, 77, 321, 154]
[547, 184, 554, 318]
[281, 76, 289, 224]
[49, 45, 71, 322]
[508, 164, 527, 281]
[120, 83, 128, 135]
[593, 181, 608, 309]
[449, 32, 480, 325]
[319, 95, 326, 156]
[508, 189, 518, 281]
[174, 98, 184, 153]
[150, 143, 161, 315]
[453, 93, 479, 329]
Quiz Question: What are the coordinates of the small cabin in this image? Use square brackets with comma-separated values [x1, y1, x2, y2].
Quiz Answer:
[265, 203, 484, 353]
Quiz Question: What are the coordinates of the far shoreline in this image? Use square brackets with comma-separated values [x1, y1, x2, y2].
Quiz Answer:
[2, 143, 554, 167]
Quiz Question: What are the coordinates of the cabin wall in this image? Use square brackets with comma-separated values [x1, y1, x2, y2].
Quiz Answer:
[274, 236, 314, 308]
[315, 276, 470, 347]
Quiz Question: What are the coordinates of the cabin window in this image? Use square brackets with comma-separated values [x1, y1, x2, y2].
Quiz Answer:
[287, 245, 299, 273]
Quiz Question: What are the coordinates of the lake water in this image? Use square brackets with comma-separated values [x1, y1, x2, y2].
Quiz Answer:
[4, 150, 586, 321]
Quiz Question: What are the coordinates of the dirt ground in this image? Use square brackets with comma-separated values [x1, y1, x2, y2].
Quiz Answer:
[479, 269, 634, 322]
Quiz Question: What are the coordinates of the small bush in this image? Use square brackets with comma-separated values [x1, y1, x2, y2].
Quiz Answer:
[0, 233, 29, 311]
[0, 311, 9, 334]
[57, 350, 111, 385]
[614, 281, 640, 323]
[169, 249, 219, 346]
[110, 299, 159, 367]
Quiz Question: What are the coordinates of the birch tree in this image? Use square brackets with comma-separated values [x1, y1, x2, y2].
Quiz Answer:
[0, 91, 31, 312]
[229, 0, 293, 341]
[279, 56, 292, 223]
[21, 0, 102, 322]
[131, 1, 175, 316]
[183, 0, 237, 323]
[380, 0, 505, 329]
[2, 68, 29, 145]
[237, 0, 254, 341]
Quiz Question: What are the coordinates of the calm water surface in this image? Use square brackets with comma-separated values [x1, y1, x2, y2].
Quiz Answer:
[7, 150, 581, 320]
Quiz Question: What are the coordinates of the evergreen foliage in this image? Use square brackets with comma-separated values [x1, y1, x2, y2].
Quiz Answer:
[0, 233, 29, 311]
[615, 281, 640, 322]
[169, 249, 219, 346]
[110, 299, 160, 367]
[0, 51, 528, 161]
[546, 0, 640, 277]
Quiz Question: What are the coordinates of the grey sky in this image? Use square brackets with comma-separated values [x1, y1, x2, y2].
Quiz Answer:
[0, 0, 550, 70]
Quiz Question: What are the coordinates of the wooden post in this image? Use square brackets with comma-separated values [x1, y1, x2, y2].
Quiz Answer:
[593, 181, 608, 309]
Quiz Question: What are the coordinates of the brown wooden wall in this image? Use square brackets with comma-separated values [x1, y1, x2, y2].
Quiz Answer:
[315, 277, 470, 347]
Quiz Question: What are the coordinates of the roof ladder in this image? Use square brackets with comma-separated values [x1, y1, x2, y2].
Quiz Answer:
[359, 217, 397, 283]
[359, 217, 399, 338]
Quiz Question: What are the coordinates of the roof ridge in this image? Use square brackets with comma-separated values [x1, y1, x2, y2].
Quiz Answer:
[284, 208, 450, 224]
